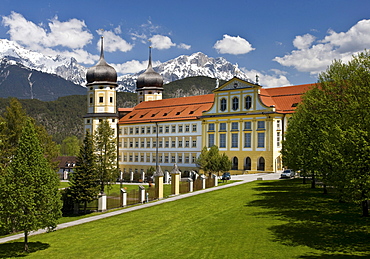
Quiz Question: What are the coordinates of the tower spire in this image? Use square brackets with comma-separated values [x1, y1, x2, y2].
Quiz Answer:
[148, 46, 152, 68]
[100, 36, 104, 60]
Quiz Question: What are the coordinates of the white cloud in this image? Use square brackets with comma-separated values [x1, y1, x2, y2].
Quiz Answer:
[96, 30, 133, 52]
[113, 59, 161, 74]
[2, 12, 93, 50]
[213, 34, 255, 55]
[149, 34, 176, 50]
[178, 43, 191, 50]
[240, 67, 291, 87]
[274, 19, 370, 74]
[293, 33, 316, 49]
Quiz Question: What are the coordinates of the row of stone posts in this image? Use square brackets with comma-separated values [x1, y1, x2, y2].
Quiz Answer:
[97, 164, 219, 211]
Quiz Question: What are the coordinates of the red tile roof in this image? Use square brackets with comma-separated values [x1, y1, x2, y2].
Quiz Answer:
[260, 83, 315, 113]
[118, 94, 215, 124]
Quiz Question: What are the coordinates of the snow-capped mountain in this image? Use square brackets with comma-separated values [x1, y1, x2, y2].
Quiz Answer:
[0, 39, 86, 85]
[0, 39, 252, 93]
[117, 52, 252, 92]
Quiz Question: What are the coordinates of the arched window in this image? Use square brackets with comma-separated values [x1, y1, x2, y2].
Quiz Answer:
[220, 98, 227, 111]
[232, 97, 239, 111]
[245, 96, 252, 110]
[244, 157, 251, 170]
[257, 157, 265, 171]
[232, 156, 238, 170]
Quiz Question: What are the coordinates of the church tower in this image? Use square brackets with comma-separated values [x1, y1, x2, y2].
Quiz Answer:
[136, 47, 163, 103]
[84, 37, 118, 135]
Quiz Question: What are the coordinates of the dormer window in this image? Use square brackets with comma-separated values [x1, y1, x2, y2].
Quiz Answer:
[245, 96, 252, 110]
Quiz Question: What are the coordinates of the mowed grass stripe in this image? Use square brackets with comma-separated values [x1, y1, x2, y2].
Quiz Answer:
[1, 179, 369, 258]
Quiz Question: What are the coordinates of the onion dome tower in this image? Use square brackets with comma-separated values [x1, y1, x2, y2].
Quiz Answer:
[84, 37, 118, 135]
[136, 47, 163, 103]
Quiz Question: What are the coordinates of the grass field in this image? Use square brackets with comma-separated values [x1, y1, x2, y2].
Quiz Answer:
[2, 179, 369, 258]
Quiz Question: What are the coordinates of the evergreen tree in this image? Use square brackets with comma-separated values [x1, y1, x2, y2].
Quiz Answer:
[0, 119, 62, 252]
[69, 131, 99, 213]
[94, 120, 118, 193]
[196, 145, 231, 175]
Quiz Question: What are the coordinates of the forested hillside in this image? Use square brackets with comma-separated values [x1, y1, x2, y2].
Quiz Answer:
[0, 76, 220, 144]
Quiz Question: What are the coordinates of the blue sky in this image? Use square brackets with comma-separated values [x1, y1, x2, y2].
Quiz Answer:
[0, 0, 369, 87]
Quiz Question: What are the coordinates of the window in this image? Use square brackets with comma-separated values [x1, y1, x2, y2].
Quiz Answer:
[159, 155, 163, 163]
[208, 123, 215, 131]
[118, 142, 122, 148]
[172, 141, 176, 148]
[159, 126, 163, 133]
[220, 134, 226, 148]
[165, 141, 169, 148]
[178, 140, 183, 148]
[192, 155, 196, 163]
[178, 155, 183, 163]
[141, 141, 144, 148]
[89, 97, 93, 104]
[185, 125, 190, 132]
[123, 155, 127, 162]
[165, 156, 169, 163]
[277, 132, 281, 147]
[232, 97, 239, 111]
[185, 140, 190, 147]
[245, 96, 252, 110]
[141, 127, 145, 134]
[219, 123, 227, 131]
[171, 156, 176, 163]
[244, 121, 252, 130]
[192, 124, 197, 132]
[178, 125, 183, 132]
[119, 128, 122, 135]
[147, 126, 151, 134]
[257, 157, 265, 171]
[244, 133, 251, 148]
[110, 97, 113, 103]
[231, 133, 238, 148]
[124, 142, 127, 148]
[135, 141, 139, 148]
[147, 140, 150, 148]
[129, 155, 133, 162]
[208, 134, 214, 147]
[124, 128, 128, 134]
[129, 128, 133, 134]
[129, 141, 133, 148]
[165, 126, 169, 133]
[140, 155, 144, 162]
[159, 141, 163, 148]
[232, 157, 238, 170]
[99, 96, 103, 103]
[153, 126, 156, 133]
[171, 125, 176, 133]
[220, 98, 227, 111]
[135, 155, 139, 162]
[192, 140, 197, 148]
[257, 121, 265, 130]
[135, 127, 139, 134]
[153, 141, 157, 148]
[277, 120, 281, 129]
[146, 155, 150, 162]
[257, 133, 265, 148]
[185, 156, 190, 163]
[231, 122, 239, 131]
[244, 157, 251, 170]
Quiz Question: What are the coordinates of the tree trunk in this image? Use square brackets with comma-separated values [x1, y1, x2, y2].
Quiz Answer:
[323, 184, 328, 194]
[24, 230, 29, 252]
[361, 197, 369, 217]
[302, 176, 306, 184]
[311, 172, 315, 189]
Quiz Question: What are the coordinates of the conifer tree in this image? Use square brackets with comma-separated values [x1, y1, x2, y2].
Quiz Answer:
[69, 131, 99, 213]
[0, 119, 62, 252]
[94, 120, 117, 193]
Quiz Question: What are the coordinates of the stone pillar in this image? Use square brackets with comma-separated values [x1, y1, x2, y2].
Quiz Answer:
[164, 171, 171, 184]
[200, 174, 206, 189]
[139, 185, 146, 203]
[120, 188, 127, 207]
[98, 192, 107, 212]
[170, 164, 181, 195]
[155, 165, 164, 199]
[188, 178, 193, 192]
[141, 171, 145, 182]
[130, 171, 134, 182]
[212, 174, 218, 187]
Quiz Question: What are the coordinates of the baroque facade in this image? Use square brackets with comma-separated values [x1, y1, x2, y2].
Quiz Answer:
[84, 42, 311, 175]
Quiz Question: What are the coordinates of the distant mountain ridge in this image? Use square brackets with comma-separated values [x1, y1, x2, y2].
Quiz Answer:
[0, 39, 253, 96]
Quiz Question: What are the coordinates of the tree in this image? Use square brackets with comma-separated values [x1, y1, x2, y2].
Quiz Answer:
[69, 131, 99, 214]
[196, 145, 231, 175]
[282, 50, 370, 216]
[60, 136, 81, 156]
[94, 120, 118, 193]
[0, 119, 62, 252]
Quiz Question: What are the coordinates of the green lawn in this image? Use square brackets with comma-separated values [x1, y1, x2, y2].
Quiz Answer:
[2, 179, 369, 258]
